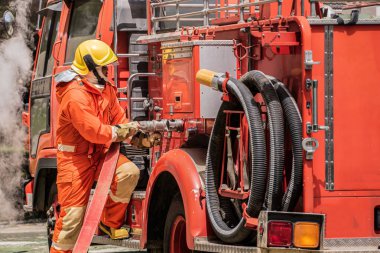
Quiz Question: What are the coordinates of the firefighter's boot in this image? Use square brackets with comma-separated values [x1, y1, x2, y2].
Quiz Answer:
[99, 222, 130, 239]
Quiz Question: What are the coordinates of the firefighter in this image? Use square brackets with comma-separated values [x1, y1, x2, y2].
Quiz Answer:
[51, 40, 160, 253]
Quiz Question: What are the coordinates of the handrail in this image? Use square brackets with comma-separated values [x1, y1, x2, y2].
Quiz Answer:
[152, 0, 278, 21]
[317, 0, 377, 2]
[157, 4, 217, 8]
[150, 0, 282, 33]
[151, 0, 194, 8]
[113, 0, 119, 87]
[126, 73, 157, 120]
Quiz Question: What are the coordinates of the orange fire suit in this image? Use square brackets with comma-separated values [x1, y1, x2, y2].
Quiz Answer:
[51, 76, 140, 253]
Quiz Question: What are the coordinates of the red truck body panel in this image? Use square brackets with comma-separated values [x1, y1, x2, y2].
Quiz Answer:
[25, 0, 380, 250]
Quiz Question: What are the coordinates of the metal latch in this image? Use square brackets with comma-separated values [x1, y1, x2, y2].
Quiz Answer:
[302, 138, 319, 160]
[305, 50, 320, 70]
[306, 79, 330, 134]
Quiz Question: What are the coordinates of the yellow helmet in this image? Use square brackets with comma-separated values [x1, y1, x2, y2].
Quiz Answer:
[71, 40, 118, 76]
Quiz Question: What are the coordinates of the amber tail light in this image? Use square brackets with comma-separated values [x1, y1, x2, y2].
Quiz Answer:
[293, 222, 320, 248]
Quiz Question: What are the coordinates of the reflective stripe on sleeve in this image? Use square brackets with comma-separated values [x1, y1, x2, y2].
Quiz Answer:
[58, 144, 76, 152]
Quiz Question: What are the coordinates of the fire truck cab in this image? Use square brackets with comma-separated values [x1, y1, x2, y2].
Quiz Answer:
[22, 0, 380, 252]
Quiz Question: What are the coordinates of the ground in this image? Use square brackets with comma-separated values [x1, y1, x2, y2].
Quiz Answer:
[0, 221, 143, 253]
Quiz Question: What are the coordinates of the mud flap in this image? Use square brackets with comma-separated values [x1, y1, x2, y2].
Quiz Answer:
[73, 143, 120, 253]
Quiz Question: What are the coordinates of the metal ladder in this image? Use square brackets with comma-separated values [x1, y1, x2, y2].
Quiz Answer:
[113, 0, 155, 121]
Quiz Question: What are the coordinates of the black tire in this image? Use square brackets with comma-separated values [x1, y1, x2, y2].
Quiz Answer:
[47, 183, 57, 250]
[163, 194, 204, 253]
[147, 249, 164, 253]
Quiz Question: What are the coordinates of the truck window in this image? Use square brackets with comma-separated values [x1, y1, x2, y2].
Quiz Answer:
[65, 0, 102, 64]
[35, 11, 61, 78]
[30, 9, 60, 157]
[46, 12, 61, 75]
[30, 79, 51, 158]
[35, 13, 51, 77]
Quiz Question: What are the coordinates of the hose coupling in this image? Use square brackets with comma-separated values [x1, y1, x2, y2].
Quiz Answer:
[196, 69, 228, 91]
[138, 119, 184, 133]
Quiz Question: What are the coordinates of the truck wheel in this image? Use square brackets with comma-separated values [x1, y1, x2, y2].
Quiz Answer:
[147, 250, 163, 253]
[47, 183, 59, 250]
[163, 194, 202, 253]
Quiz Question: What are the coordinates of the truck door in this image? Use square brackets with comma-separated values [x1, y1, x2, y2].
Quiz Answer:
[51, 0, 103, 149]
[29, 6, 61, 173]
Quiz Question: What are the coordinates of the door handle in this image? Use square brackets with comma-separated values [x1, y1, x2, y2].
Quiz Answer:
[306, 79, 329, 134]
[52, 39, 62, 64]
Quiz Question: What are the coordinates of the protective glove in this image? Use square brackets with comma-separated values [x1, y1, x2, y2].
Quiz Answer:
[114, 122, 140, 142]
[130, 132, 162, 149]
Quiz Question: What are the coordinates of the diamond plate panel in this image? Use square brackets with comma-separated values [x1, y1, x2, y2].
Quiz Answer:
[92, 236, 140, 249]
[324, 237, 380, 249]
[194, 237, 258, 253]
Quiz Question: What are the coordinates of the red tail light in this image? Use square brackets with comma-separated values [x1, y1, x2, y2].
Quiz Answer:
[268, 221, 292, 247]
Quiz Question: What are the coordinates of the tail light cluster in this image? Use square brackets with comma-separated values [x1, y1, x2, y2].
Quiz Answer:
[268, 221, 320, 248]
[258, 211, 325, 250]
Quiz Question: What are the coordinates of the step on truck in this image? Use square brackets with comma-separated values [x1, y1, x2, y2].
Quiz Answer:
[22, 0, 380, 252]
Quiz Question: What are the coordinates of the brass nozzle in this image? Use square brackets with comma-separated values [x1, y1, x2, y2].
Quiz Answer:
[196, 69, 217, 87]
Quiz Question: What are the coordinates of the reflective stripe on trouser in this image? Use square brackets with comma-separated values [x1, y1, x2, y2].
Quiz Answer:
[101, 156, 140, 228]
[51, 154, 138, 253]
[50, 247, 72, 253]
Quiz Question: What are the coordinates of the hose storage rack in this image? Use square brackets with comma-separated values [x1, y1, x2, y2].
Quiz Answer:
[197, 70, 303, 244]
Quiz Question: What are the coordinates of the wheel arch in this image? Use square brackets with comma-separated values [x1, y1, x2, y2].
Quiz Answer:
[142, 148, 209, 250]
[33, 157, 57, 212]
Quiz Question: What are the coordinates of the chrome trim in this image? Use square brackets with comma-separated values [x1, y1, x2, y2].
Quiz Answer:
[324, 25, 334, 191]
[161, 40, 234, 48]
[309, 18, 380, 25]
[131, 191, 146, 200]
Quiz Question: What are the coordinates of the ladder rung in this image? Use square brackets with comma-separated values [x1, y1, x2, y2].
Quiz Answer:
[157, 18, 204, 22]
[128, 51, 148, 54]
[118, 97, 149, 101]
[130, 61, 148, 64]
[117, 53, 148, 58]
[131, 97, 148, 101]
[160, 3, 216, 8]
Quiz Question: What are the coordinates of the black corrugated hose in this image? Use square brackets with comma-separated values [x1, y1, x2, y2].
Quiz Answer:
[269, 77, 303, 211]
[205, 77, 267, 243]
[240, 71, 285, 211]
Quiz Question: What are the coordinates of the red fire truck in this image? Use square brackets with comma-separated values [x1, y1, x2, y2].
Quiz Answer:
[22, 0, 380, 252]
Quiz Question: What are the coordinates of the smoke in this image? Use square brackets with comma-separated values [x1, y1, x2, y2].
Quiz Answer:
[0, 0, 33, 221]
